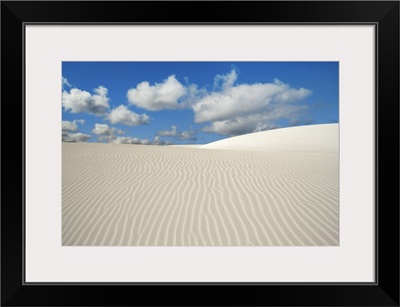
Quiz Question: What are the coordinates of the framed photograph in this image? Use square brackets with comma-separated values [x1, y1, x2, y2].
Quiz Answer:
[2, 1, 399, 306]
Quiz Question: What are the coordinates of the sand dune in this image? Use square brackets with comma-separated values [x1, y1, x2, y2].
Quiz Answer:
[62, 124, 339, 246]
[200, 123, 338, 151]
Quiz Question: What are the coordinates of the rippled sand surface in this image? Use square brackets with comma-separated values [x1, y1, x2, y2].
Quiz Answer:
[62, 124, 339, 246]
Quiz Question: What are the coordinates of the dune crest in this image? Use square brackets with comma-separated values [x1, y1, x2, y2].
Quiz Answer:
[200, 124, 338, 151]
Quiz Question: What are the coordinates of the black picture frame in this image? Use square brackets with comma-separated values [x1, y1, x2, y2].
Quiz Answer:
[1, 1, 399, 306]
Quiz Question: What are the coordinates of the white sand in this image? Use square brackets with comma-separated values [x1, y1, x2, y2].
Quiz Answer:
[199, 123, 338, 151]
[62, 124, 339, 246]
[171, 144, 205, 148]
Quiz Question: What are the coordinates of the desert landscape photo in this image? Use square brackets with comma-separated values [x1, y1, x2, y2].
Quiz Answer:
[62, 62, 339, 246]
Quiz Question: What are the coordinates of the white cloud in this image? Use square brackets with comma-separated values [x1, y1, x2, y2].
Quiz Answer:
[213, 69, 238, 91]
[189, 69, 312, 136]
[106, 105, 149, 126]
[111, 136, 151, 145]
[202, 104, 307, 136]
[102, 135, 171, 146]
[61, 120, 90, 142]
[153, 136, 173, 146]
[110, 136, 171, 146]
[92, 123, 125, 143]
[157, 125, 197, 141]
[184, 84, 207, 107]
[193, 76, 311, 123]
[62, 119, 85, 133]
[203, 117, 279, 136]
[92, 123, 123, 135]
[62, 86, 110, 115]
[158, 125, 178, 137]
[127, 75, 186, 111]
[98, 135, 117, 143]
[62, 132, 91, 142]
[62, 77, 72, 88]
[179, 131, 197, 141]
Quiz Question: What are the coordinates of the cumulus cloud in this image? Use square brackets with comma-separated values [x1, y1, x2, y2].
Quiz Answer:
[62, 132, 91, 142]
[111, 136, 150, 145]
[193, 75, 311, 123]
[90, 125, 172, 146]
[62, 86, 110, 115]
[153, 136, 173, 146]
[100, 134, 171, 146]
[157, 125, 197, 141]
[92, 123, 124, 142]
[97, 135, 116, 143]
[106, 105, 149, 126]
[61, 119, 90, 142]
[92, 123, 123, 135]
[203, 116, 280, 136]
[190, 69, 312, 136]
[127, 75, 187, 111]
[213, 69, 238, 91]
[184, 84, 207, 107]
[62, 119, 85, 133]
[202, 104, 307, 136]
[157, 125, 178, 137]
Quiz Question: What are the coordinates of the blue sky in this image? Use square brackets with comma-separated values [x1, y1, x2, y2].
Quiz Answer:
[62, 62, 338, 145]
